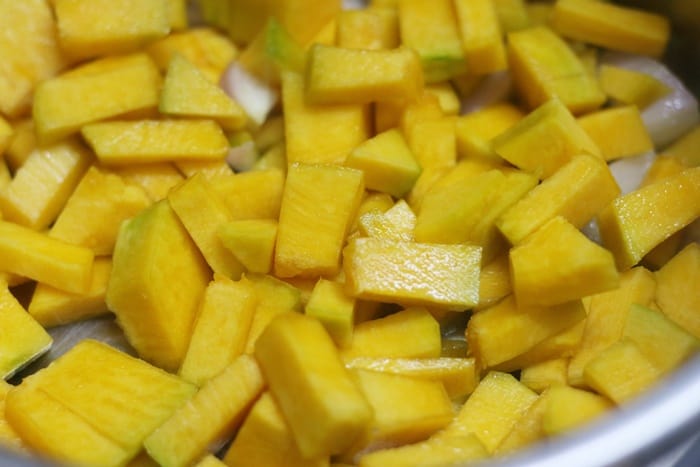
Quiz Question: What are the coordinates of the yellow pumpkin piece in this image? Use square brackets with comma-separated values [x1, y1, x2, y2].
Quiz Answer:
[175, 159, 233, 181]
[0, 117, 11, 156]
[111, 162, 184, 202]
[336, 7, 398, 50]
[168, 172, 244, 279]
[243, 273, 302, 354]
[511, 216, 619, 307]
[568, 266, 656, 387]
[254, 312, 373, 459]
[476, 253, 511, 310]
[349, 369, 453, 454]
[179, 276, 257, 386]
[193, 454, 226, 467]
[0, 281, 52, 379]
[496, 153, 620, 245]
[306, 44, 423, 105]
[210, 169, 284, 221]
[267, 0, 341, 45]
[4, 119, 36, 171]
[220, 0, 268, 44]
[399, 92, 444, 136]
[0, 380, 24, 452]
[491, 0, 530, 33]
[82, 119, 229, 165]
[11, 339, 196, 463]
[491, 98, 601, 179]
[344, 357, 478, 400]
[358, 199, 416, 242]
[663, 124, 700, 167]
[455, 103, 524, 162]
[0, 159, 8, 194]
[351, 192, 395, 232]
[551, 0, 670, 58]
[541, 385, 612, 435]
[598, 167, 700, 270]
[305, 278, 355, 348]
[520, 358, 569, 393]
[49, 166, 151, 255]
[345, 129, 421, 198]
[598, 64, 671, 109]
[0, 139, 92, 230]
[0, 0, 65, 118]
[223, 392, 329, 467]
[496, 390, 548, 454]
[655, 243, 700, 339]
[107, 199, 211, 371]
[577, 106, 654, 161]
[33, 53, 161, 144]
[398, 0, 467, 82]
[406, 116, 457, 170]
[218, 219, 277, 274]
[357, 432, 488, 467]
[160, 54, 246, 131]
[583, 338, 662, 404]
[165, 0, 187, 30]
[507, 27, 605, 114]
[0, 220, 94, 294]
[424, 82, 460, 116]
[453, 0, 507, 75]
[27, 257, 112, 328]
[144, 355, 264, 467]
[344, 238, 481, 311]
[468, 296, 585, 369]
[275, 163, 364, 278]
[283, 72, 370, 165]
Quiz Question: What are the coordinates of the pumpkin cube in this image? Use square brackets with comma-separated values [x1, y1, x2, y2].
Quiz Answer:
[358, 199, 416, 242]
[344, 128, 421, 198]
[477, 254, 512, 310]
[82, 119, 229, 165]
[496, 391, 549, 454]
[305, 278, 355, 348]
[341, 308, 441, 359]
[275, 163, 364, 278]
[344, 238, 481, 311]
[0, 381, 23, 452]
[551, 0, 670, 58]
[510, 216, 619, 307]
[144, 355, 264, 467]
[106, 199, 211, 371]
[267, 0, 341, 45]
[210, 169, 285, 221]
[49, 166, 151, 255]
[111, 162, 184, 201]
[577, 105, 654, 161]
[0, 139, 93, 230]
[406, 116, 457, 170]
[598, 64, 670, 109]
[336, 7, 399, 50]
[507, 27, 605, 114]
[520, 359, 569, 393]
[598, 167, 700, 270]
[4, 119, 36, 172]
[254, 312, 373, 459]
[453, 0, 507, 75]
[663, 124, 700, 167]
[33, 53, 161, 143]
[455, 103, 524, 162]
[491, 0, 530, 32]
[218, 219, 277, 274]
[655, 243, 700, 339]
[491, 98, 601, 179]
[0, 282, 52, 379]
[179, 276, 257, 386]
[542, 385, 612, 435]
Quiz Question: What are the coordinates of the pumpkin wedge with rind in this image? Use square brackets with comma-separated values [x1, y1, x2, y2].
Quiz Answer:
[106, 199, 211, 372]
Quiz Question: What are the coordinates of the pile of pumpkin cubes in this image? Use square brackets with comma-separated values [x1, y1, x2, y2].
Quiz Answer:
[0, 0, 699, 466]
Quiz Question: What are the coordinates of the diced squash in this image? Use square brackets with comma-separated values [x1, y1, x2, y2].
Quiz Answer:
[275, 163, 364, 278]
[254, 312, 373, 459]
[655, 243, 700, 339]
[425, 82, 460, 116]
[28, 257, 112, 328]
[0, 380, 24, 452]
[358, 199, 416, 242]
[179, 276, 256, 386]
[82, 119, 229, 165]
[4, 119, 36, 171]
[210, 169, 285, 221]
[476, 254, 512, 310]
[507, 27, 605, 114]
[455, 103, 524, 161]
[497, 153, 620, 245]
[598, 167, 700, 270]
[510, 216, 619, 306]
[405, 116, 457, 170]
[663, 124, 700, 167]
[551, 0, 670, 58]
[267, 0, 341, 45]
[33, 53, 161, 143]
[168, 173, 245, 279]
[0, 281, 52, 379]
[283, 72, 370, 165]
[306, 44, 423, 104]
[342, 308, 441, 359]
[542, 385, 612, 435]
[0, 220, 94, 294]
[453, 0, 507, 75]
[336, 8, 399, 50]
[49, 166, 151, 255]
[223, 392, 328, 467]
[496, 391, 548, 454]
[106, 199, 211, 371]
[53, 0, 170, 61]
[305, 279, 355, 348]
[0, 139, 92, 230]
[0, 117, 12, 156]
[577, 106, 654, 161]
[144, 355, 264, 467]
[344, 238, 481, 311]
[218, 219, 278, 274]
[467, 295, 585, 369]
[111, 162, 184, 201]
[598, 64, 670, 109]
[491, 0, 530, 33]
[491, 98, 601, 179]
[520, 359, 569, 393]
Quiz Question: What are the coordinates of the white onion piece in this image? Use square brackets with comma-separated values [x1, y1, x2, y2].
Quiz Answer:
[227, 140, 258, 172]
[460, 71, 512, 114]
[581, 218, 602, 245]
[607, 150, 656, 195]
[220, 61, 279, 127]
[600, 51, 699, 149]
